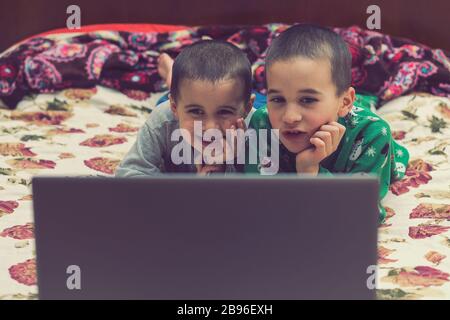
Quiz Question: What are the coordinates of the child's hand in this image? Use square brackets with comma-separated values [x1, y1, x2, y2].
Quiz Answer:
[224, 117, 246, 161]
[204, 117, 246, 164]
[295, 121, 346, 174]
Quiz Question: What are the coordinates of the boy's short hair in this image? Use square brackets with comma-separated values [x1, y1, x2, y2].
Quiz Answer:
[265, 24, 352, 96]
[170, 40, 252, 103]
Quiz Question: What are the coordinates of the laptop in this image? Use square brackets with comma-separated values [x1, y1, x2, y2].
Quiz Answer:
[32, 175, 379, 299]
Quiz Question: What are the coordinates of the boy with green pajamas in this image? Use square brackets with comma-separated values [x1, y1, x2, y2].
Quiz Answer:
[245, 24, 409, 222]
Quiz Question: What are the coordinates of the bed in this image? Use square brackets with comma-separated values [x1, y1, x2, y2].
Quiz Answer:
[0, 23, 449, 300]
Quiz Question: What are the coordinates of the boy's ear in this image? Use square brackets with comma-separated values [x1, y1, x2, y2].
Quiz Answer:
[242, 93, 255, 117]
[169, 94, 179, 118]
[337, 87, 356, 118]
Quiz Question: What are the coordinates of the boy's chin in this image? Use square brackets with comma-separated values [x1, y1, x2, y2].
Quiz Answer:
[281, 139, 310, 154]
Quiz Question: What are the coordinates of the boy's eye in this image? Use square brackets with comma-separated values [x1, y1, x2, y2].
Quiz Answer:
[299, 97, 317, 105]
[188, 109, 204, 116]
[269, 96, 286, 104]
[218, 109, 234, 116]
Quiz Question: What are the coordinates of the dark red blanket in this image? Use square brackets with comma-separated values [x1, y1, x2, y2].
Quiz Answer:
[1, 23, 449, 109]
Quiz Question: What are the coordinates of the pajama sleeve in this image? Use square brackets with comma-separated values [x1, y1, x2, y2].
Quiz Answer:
[318, 120, 396, 223]
[115, 117, 166, 177]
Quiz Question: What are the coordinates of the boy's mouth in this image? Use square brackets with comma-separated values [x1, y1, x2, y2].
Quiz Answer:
[281, 129, 307, 140]
[195, 135, 223, 148]
[202, 139, 213, 147]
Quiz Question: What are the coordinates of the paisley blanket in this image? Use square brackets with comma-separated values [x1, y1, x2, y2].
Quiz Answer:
[0, 24, 449, 108]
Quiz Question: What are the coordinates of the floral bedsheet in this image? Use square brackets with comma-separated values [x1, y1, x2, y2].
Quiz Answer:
[0, 87, 449, 299]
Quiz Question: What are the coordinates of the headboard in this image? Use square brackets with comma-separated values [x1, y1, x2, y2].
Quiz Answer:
[1, 0, 448, 52]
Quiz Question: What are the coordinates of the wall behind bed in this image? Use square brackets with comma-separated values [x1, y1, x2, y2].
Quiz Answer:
[0, 0, 448, 52]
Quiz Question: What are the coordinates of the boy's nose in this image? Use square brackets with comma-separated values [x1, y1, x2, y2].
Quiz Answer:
[203, 119, 220, 131]
[282, 106, 302, 124]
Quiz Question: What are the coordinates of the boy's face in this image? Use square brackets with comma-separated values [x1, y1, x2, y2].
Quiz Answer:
[170, 78, 252, 153]
[266, 57, 354, 154]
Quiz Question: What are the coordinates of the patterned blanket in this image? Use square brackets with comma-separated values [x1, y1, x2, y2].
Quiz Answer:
[1, 24, 449, 108]
[0, 85, 448, 299]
